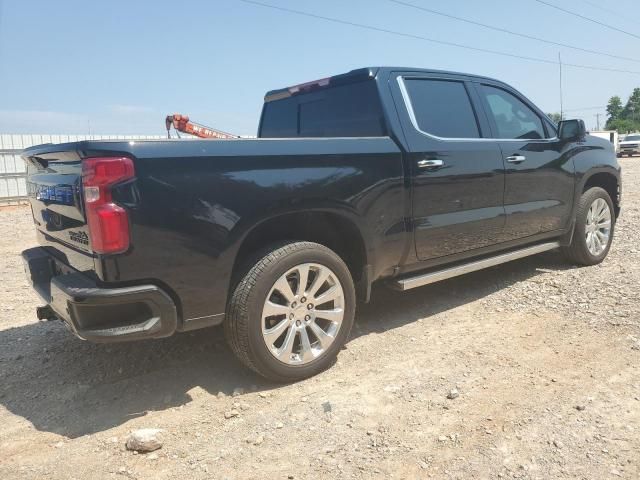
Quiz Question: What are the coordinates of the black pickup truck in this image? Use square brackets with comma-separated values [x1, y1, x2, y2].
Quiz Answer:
[22, 67, 621, 381]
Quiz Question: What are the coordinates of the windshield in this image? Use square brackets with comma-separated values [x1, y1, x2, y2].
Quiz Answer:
[624, 135, 640, 141]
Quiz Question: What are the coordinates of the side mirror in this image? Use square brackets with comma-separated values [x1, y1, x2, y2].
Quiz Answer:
[558, 119, 586, 141]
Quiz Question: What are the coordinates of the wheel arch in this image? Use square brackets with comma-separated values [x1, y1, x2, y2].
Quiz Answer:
[580, 170, 621, 217]
[230, 210, 371, 301]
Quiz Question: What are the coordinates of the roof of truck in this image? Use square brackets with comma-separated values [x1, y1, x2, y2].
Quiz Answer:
[264, 67, 506, 102]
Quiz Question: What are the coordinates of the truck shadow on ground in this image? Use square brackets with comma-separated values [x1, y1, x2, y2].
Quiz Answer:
[0, 251, 573, 438]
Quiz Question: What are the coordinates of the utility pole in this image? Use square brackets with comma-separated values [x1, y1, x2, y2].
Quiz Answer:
[595, 113, 601, 130]
[558, 52, 564, 120]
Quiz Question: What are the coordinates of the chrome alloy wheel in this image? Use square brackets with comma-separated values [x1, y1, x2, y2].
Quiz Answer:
[585, 197, 612, 256]
[261, 263, 345, 365]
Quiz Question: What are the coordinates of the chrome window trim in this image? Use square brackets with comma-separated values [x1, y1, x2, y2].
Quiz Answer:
[397, 76, 558, 143]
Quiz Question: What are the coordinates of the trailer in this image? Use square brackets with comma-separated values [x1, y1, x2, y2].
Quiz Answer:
[589, 130, 619, 153]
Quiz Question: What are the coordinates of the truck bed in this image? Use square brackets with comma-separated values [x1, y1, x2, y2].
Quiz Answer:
[23, 137, 405, 328]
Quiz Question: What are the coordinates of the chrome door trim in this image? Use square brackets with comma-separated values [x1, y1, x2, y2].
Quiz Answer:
[396, 76, 559, 143]
[417, 159, 445, 169]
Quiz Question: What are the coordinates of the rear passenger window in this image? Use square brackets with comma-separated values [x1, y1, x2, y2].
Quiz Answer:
[404, 78, 480, 138]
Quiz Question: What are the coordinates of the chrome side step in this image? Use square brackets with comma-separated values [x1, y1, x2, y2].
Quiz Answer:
[391, 242, 561, 291]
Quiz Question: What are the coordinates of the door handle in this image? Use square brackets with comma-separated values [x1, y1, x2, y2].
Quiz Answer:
[417, 159, 445, 169]
[506, 155, 526, 164]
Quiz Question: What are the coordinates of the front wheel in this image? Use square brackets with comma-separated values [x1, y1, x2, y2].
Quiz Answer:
[225, 242, 356, 382]
[562, 187, 615, 266]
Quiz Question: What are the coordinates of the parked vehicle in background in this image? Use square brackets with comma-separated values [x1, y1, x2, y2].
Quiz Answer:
[589, 130, 618, 155]
[21, 67, 621, 382]
[619, 133, 640, 157]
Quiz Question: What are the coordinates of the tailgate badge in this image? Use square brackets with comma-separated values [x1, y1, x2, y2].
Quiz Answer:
[69, 230, 89, 246]
[30, 183, 75, 205]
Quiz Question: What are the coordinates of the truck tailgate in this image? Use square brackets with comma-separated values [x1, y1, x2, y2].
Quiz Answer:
[22, 145, 94, 271]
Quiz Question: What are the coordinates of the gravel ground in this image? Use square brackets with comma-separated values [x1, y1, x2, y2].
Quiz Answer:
[0, 159, 639, 480]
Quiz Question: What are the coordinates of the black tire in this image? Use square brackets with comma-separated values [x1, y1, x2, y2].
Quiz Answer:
[562, 187, 615, 266]
[225, 241, 356, 382]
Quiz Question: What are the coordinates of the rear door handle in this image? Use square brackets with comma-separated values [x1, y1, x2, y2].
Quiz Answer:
[506, 155, 526, 164]
[417, 159, 444, 169]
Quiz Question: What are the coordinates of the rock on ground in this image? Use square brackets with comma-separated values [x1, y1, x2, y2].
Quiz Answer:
[125, 429, 164, 453]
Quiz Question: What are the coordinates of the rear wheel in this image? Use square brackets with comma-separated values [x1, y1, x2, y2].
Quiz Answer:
[225, 242, 356, 382]
[562, 187, 615, 266]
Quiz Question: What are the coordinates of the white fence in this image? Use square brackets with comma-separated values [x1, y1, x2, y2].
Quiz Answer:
[0, 134, 165, 204]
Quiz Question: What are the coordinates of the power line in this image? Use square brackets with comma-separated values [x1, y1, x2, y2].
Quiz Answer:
[579, 0, 620, 17]
[532, 0, 640, 41]
[238, 0, 640, 75]
[389, 0, 640, 64]
[564, 106, 606, 112]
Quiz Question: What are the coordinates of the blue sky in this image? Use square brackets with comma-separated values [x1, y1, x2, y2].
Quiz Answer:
[1, 0, 639, 135]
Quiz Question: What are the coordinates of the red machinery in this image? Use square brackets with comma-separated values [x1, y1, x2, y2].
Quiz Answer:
[165, 113, 238, 139]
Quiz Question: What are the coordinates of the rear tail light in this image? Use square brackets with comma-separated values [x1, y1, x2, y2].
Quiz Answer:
[82, 157, 135, 254]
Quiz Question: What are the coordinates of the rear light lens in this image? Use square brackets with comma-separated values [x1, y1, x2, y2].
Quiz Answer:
[82, 157, 135, 254]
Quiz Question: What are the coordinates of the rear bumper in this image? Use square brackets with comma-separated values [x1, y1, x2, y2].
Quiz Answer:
[22, 247, 178, 342]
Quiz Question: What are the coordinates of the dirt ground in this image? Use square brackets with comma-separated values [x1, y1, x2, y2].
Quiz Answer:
[1, 159, 639, 480]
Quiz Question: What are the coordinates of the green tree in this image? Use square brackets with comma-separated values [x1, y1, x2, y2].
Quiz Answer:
[606, 117, 640, 134]
[546, 112, 563, 124]
[604, 87, 640, 132]
[623, 88, 640, 122]
[606, 96, 623, 122]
